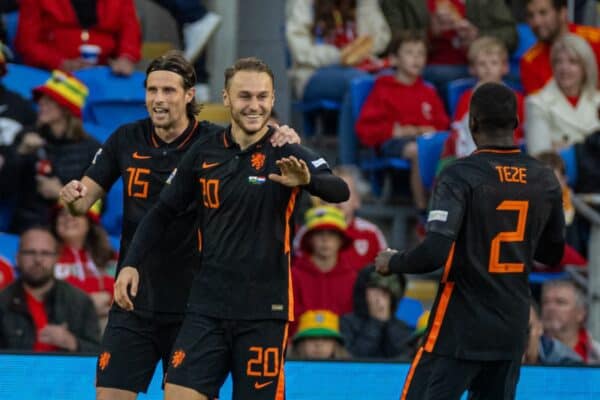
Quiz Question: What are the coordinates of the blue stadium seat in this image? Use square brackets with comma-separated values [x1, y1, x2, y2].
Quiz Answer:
[396, 297, 424, 329]
[559, 145, 578, 187]
[109, 235, 121, 252]
[101, 179, 124, 237]
[2, 63, 50, 100]
[0, 232, 19, 266]
[417, 131, 450, 190]
[293, 99, 341, 137]
[510, 23, 537, 78]
[446, 77, 477, 117]
[74, 67, 147, 130]
[83, 122, 113, 144]
[2, 11, 19, 54]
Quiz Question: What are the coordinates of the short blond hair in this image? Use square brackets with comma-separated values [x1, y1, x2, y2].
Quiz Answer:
[551, 33, 598, 99]
[467, 36, 508, 65]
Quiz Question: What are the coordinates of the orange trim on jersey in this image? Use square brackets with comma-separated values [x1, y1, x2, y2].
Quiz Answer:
[223, 131, 229, 147]
[474, 149, 520, 154]
[197, 228, 202, 252]
[441, 242, 455, 283]
[285, 188, 299, 321]
[274, 323, 289, 400]
[401, 346, 424, 400]
[522, 42, 545, 64]
[424, 283, 455, 352]
[177, 119, 199, 149]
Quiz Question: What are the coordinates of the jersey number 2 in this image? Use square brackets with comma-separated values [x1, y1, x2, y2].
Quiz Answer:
[489, 200, 529, 274]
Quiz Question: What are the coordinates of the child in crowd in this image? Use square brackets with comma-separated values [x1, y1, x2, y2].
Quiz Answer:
[440, 36, 524, 169]
[356, 30, 449, 213]
[288, 310, 350, 360]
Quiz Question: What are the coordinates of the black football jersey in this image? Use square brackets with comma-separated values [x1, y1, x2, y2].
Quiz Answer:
[85, 118, 223, 315]
[159, 126, 338, 320]
[423, 146, 565, 360]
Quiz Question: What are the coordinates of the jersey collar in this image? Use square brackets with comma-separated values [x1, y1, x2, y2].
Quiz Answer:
[474, 146, 521, 155]
[222, 125, 275, 151]
[150, 118, 199, 149]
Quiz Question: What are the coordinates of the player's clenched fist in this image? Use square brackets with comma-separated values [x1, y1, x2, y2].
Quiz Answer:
[59, 180, 88, 204]
[114, 266, 139, 311]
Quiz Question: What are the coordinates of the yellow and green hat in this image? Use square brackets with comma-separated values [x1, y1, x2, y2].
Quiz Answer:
[300, 205, 351, 252]
[293, 310, 344, 344]
[33, 70, 89, 117]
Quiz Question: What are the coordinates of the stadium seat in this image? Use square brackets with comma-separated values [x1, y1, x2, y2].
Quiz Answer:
[74, 67, 147, 130]
[2, 63, 50, 100]
[510, 23, 537, 78]
[396, 297, 424, 329]
[293, 98, 341, 137]
[2, 11, 19, 54]
[109, 235, 120, 252]
[559, 145, 578, 187]
[0, 232, 19, 266]
[83, 122, 113, 144]
[101, 179, 124, 237]
[417, 131, 450, 190]
[446, 77, 524, 117]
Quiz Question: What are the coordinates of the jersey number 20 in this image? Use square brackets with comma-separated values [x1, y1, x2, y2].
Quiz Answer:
[489, 200, 529, 274]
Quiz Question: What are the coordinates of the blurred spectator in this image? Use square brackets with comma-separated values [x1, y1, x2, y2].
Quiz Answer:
[523, 299, 583, 364]
[292, 206, 356, 334]
[288, 310, 350, 359]
[52, 201, 116, 331]
[380, 0, 517, 102]
[525, 34, 600, 156]
[293, 165, 387, 270]
[0, 257, 15, 291]
[541, 279, 600, 364]
[15, 0, 141, 75]
[340, 266, 413, 359]
[521, 0, 600, 95]
[440, 36, 524, 168]
[286, 0, 390, 135]
[9, 71, 100, 233]
[535, 151, 587, 268]
[151, 0, 221, 101]
[356, 30, 449, 212]
[0, 227, 100, 352]
[0, 42, 37, 199]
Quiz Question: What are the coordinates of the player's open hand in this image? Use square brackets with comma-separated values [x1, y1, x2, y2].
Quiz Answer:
[269, 156, 310, 187]
[114, 266, 139, 311]
[375, 248, 399, 275]
[270, 124, 301, 147]
[60, 180, 88, 205]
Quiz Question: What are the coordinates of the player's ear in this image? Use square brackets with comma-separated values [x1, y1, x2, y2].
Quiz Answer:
[186, 86, 195, 104]
[222, 89, 230, 107]
[469, 115, 479, 134]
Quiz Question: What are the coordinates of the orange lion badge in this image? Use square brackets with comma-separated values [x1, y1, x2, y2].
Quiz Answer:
[98, 351, 111, 371]
[251, 152, 266, 171]
[171, 349, 186, 368]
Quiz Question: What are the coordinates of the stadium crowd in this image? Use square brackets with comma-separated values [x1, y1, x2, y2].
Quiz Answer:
[0, 0, 599, 382]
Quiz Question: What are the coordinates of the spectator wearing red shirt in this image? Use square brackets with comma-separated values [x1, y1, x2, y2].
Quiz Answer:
[0, 227, 100, 352]
[52, 201, 116, 332]
[15, 0, 141, 75]
[441, 36, 524, 167]
[521, 0, 600, 95]
[0, 257, 14, 291]
[541, 279, 600, 364]
[292, 206, 356, 336]
[356, 31, 449, 212]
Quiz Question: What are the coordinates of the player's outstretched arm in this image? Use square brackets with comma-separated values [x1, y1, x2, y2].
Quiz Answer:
[114, 201, 178, 311]
[59, 176, 105, 216]
[376, 232, 454, 275]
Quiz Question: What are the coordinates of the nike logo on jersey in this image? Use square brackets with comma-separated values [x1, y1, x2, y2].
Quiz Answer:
[132, 152, 151, 160]
[202, 161, 220, 169]
[254, 380, 274, 390]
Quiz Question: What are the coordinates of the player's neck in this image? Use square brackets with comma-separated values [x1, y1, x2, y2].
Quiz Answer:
[231, 123, 269, 151]
[475, 136, 514, 148]
[154, 117, 191, 143]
